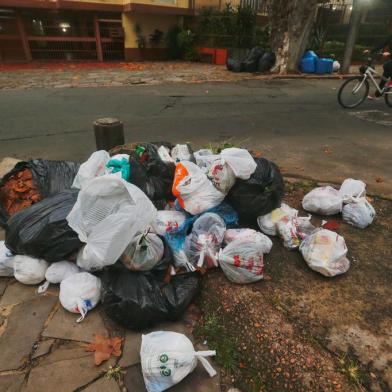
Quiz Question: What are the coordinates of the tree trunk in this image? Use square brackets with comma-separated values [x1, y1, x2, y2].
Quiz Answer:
[342, 0, 364, 74]
[267, 0, 319, 74]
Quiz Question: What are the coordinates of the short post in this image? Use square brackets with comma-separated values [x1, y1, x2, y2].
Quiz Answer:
[93, 118, 125, 151]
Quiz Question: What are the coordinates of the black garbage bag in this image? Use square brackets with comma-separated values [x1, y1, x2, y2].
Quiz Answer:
[226, 58, 243, 73]
[100, 263, 201, 330]
[5, 189, 82, 262]
[257, 52, 276, 73]
[242, 59, 259, 73]
[0, 159, 80, 227]
[227, 157, 285, 221]
[245, 46, 265, 62]
[128, 143, 176, 202]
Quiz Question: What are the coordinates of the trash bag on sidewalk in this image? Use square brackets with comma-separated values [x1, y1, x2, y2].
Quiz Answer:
[72, 151, 110, 190]
[257, 203, 298, 236]
[227, 158, 285, 221]
[242, 47, 265, 72]
[226, 58, 243, 73]
[172, 161, 225, 215]
[141, 331, 216, 392]
[184, 213, 226, 269]
[223, 228, 273, 254]
[151, 211, 187, 236]
[0, 241, 14, 277]
[6, 189, 82, 263]
[13, 255, 49, 285]
[302, 186, 343, 215]
[218, 238, 265, 284]
[100, 264, 201, 330]
[194, 149, 220, 173]
[207, 160, 236, 194]
[0, 159, 80, 226]
[257, 52, 276, 73]
[120, 231, 165, 271]
[339, 178, 366, 199]
[59, 272, 101, 322]
[171, 144, 194, 163]
[221, 148, 257, 180]
[299, 229, 350, 277]
[67, 176, 156, 271]
[342, 197, 375, 229]
[38, 261, 80, 293]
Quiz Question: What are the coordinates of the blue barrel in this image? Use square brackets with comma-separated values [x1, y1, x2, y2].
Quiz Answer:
[316, 58, 334, 74]
[300, 57, 317, 73]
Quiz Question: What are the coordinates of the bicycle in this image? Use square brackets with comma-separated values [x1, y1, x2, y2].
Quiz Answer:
[338, 55, 392, 108]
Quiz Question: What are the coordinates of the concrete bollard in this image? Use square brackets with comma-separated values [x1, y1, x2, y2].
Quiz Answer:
[93, 117, 124, 151]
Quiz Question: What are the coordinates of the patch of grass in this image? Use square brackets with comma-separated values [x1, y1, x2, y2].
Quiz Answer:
[338, 354, 369, 390]
[104, 365, 123, 382]
[194, 313, 239, 371]
[285, 180, 318, 194]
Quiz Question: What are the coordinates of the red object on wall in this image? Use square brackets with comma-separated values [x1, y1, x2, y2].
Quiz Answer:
[215, 48, 227, 65]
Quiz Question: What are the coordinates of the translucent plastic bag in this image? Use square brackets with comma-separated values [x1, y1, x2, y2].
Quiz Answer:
[218, 238, 265, 284]
[257, 203, 298, 236]
[0, 241, 14, 277]
[157, 146, 175, 163]
[172, 162, 225, 216]
[184, 213, 226, 269]
[72, 150, 110, 189]
[67, 175, 157, 271]
[223, 229, 273, 254]
[141, 331, 216, 392]
[194, 149, 219, 173]
[276, 215, 316, 250]
[342, 197, 375, 229]
[121, 231, 165, 271]
[340, 178, 366, 200]
[13, 255, 49, 285]
[207, 160, 236, 194]
[38, 261, 80, 293]
[59, 272, 101, 322]
[152, 211, 187, 236]
[171, 144, 193, 163]
[302, 186, 343, 215]
[221, 148, 257, 180]
[299, 229, 350, 277]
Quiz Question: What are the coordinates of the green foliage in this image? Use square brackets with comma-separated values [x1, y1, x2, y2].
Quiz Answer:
[177, 29, 200, 61]
[149, 29, 164, 47]
[166, 25, 182, 59]
[321, 41, 368, 62]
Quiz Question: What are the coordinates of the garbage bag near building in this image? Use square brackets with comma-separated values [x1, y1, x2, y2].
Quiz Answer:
[6, 189, 82, 263]
[0, 159, 80, 227]
[141, 331, 216, 392]
[101, 263, 200, 330]
[13, 255, 49, 285]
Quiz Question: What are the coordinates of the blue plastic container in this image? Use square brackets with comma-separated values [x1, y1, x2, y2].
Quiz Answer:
[300, 57, 317, 73]
[316, 58, 334, 74]
[303, 50, 318, 59]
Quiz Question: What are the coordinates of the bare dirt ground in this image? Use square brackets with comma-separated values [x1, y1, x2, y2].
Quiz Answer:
[194, 180, 392, 392]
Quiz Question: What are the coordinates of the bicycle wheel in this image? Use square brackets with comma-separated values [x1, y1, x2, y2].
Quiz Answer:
[338, 76, 369, 109]
[384, 87, 392, 107]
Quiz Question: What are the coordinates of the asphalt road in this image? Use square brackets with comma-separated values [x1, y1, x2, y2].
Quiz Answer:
[0, 79, 390, 197]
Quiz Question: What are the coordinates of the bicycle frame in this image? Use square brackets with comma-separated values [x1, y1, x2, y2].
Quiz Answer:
[356, 66, 392, 95]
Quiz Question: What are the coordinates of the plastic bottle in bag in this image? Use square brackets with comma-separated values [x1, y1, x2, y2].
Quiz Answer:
[342, 197, 375, 229]
[141, 331, 216, 392]
[218, 238, 265, 284]
[299, 229, 350, 277]
[59, 272, 101, 322]
[302, 186, 343, 215]
[13, 255, 49, 285]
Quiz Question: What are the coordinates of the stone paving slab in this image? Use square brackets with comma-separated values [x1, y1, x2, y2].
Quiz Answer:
[0, 281, 38, 307]
[0, 373, 26, 392]
[82, 377, 121, 392]
[31, 338, 54, 360]
[42, 306, 108, 343]
[0, 293, 57, 371]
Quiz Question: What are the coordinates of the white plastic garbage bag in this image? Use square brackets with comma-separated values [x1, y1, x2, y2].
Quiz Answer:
[221, 147, 257, 180]
[121, 231, 165, 271]
[342, 197, 375, 229]
[184, 213, 226, 269]
[72, 150, 110, 189]
[302, 186, 343, 215]
[157, 146, 175, 163]
[0, 241, 14, 277]
[223, 228, 273, 254]
[207, 159, 236, 194]
[141, 331, 216, 392]
[218, 238, 265, 284]
[59, 272, 101, 322]
[38, 261, 80, 293]
[276, 215, 316, 250]
[194, 149, 219, 173]
[67, 175, 157, 271]
[333, 60, 341, 72]
[13, 255, 49, 285]
[299, 229, 350, 277]
[151, 211, 187, 236]
[171, 144, 193, 163]
[173, 161, 225, 215]
[257, 203, 298, 236]
[339, 178, 366, 200]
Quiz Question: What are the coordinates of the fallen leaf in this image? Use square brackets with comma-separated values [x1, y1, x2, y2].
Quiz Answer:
[375, 177, 384, 183]
[239, 362, 247, 368]
[86, 335, 123, 366]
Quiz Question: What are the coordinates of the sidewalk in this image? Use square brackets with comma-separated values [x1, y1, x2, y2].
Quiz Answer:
[0, 61, 361, 90]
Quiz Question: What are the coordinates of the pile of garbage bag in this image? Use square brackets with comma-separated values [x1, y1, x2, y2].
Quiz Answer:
[226, 46, 276, 74]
